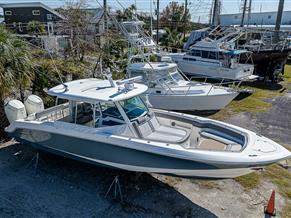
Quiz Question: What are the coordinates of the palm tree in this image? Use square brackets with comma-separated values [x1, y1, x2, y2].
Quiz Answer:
[27, 20, 46, 37]
[160, 28, 184, 52]
[116, 4, 137, 21]
[0, 26, 33, 140]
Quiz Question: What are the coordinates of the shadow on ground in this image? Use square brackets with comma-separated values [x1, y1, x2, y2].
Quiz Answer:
[243, 80, 284, 91]
[0, 142, 217, 218]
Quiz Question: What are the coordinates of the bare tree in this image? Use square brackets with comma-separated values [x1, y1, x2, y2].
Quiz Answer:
[160, 2, 191, 33]
[58, 0, 95, 61]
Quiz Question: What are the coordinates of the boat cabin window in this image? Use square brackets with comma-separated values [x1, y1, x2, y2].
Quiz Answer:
[218, 52, 225, 60]
[201, 51, 209, 59]
[188, 49, 201, 57]
[208, 51, 217, 60]
[201, 51, 218, 60]
[119, 96, 148, 121]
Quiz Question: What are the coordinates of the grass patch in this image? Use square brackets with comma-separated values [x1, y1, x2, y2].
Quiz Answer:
[230, 87, 280, 112]
[234, 172, 261, 190]
[196, 180, 222, 190]
[210, 63, 291, 121]
[164, 176, 183, 186]
[283, 63, 291, 84]
[210, 87, 283, 120]
[263, 164, 291, 217]
[282, 201, 291, 218]
[281, 143, 291, 152]
[263, 164, 291, 199]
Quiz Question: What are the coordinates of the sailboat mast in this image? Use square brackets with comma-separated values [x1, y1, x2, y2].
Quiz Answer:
[240, 0, 248, 27]
[247, 0, 252, 26]
[211, 0, 220, 26]
[209, 1, 213, 25]
[275, 0, 285, 42]
[275, 0, 285, 31]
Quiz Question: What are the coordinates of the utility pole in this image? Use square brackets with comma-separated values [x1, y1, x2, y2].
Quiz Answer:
[150, 0, 153, 37]
[103, 0, 107, 33]
[275, 0, 285, 42]
[156, 0, 159, 45]
[240, 0, 247, 27]
[211, 0, 220, 26]
[183, 0, 188, 40]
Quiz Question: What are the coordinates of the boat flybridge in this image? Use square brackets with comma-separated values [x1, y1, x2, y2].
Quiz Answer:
[165, 40, 257, 81]
[5, 77, 290, 178]
[121, 21, 156, 48]
[127, 61, 239, 111]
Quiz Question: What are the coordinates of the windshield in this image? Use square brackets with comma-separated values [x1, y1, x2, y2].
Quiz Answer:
[170, 71, 185, 82]
[158, 75, 176, 86]
[157, 70, 184, 86]
[119, 96, 148, 121]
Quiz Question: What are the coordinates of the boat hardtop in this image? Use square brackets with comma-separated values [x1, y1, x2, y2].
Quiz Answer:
[48, 78, 148, 103]
[190, 40, 251, 55]
[128, 62, 177, 71]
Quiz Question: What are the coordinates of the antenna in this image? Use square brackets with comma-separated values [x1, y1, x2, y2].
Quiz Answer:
[103, 68, 115, 87]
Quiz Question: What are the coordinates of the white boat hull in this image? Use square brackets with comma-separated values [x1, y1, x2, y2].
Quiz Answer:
[6, 125, 254, 178]
[168, 53, 255, 81]
[148, 92, 238, 111]
[6, 112, 290, 179]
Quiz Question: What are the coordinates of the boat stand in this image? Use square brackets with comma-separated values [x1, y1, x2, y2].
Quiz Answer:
[26, 152, 44, 174]
[105, 176, 124, 203]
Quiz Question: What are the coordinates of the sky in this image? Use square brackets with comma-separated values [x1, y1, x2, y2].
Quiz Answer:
[0, 0, 290, 23]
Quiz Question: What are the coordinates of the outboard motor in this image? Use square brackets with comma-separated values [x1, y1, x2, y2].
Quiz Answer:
[4, 100, 27, 123]
[24, 95, 44, 115]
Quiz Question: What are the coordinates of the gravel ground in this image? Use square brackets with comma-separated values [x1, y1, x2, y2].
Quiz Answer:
[0, 91, 290, 218]
[227, 90, 291, 148]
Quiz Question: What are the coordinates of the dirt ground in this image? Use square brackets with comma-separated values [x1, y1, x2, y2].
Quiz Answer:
[0, 90, 290, 217]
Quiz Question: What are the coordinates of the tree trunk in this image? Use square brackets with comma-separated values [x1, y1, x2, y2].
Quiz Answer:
[19, 84, 25, 102]
[0, 99, 9, 142]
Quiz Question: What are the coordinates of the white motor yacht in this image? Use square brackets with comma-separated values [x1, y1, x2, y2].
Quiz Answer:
[5, 77, 290, 178]
[166, 40, 256, 81]
[127, 62, 239, 111]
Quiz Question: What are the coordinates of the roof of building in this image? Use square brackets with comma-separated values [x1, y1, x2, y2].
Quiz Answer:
[0, 2, 65, 20]
[48, 78, 148, 103]
[221, 11, 291, 16]
[128, 62, 177, 72]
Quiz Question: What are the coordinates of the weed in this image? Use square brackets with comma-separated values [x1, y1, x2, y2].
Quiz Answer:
[234, 172, 261, 190]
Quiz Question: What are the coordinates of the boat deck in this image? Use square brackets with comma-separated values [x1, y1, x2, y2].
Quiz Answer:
[31, 103, 244, 153]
